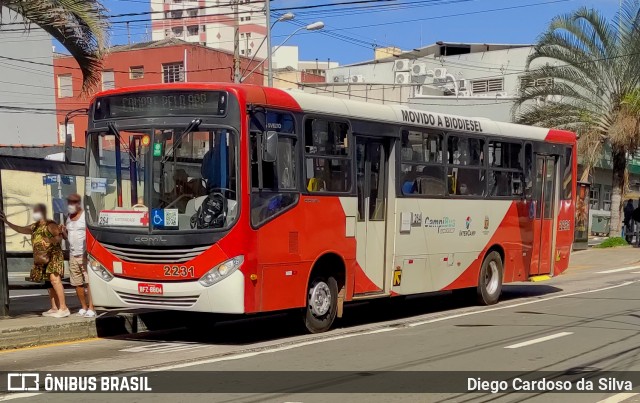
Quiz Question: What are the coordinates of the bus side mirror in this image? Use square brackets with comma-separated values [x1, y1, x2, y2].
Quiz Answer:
[262, 131, 278, 163]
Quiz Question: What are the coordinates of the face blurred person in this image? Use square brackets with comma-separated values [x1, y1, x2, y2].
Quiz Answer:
[0, 204, 69, 317]
[61, 194, 95, 318]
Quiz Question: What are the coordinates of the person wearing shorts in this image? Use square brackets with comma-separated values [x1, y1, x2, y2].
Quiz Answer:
[62, 194, 95, 318]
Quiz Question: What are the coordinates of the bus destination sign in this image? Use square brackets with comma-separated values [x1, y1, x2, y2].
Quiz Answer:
[94, 90, 227, 119]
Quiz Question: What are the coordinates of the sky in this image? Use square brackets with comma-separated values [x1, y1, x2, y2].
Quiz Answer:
[106, 0, 620, 65]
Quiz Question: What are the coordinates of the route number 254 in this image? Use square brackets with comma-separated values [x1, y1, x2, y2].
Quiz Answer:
[163, 265, 195, 278]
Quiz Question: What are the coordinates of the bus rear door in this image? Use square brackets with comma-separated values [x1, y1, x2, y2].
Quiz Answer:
[530, 154, 561, 276]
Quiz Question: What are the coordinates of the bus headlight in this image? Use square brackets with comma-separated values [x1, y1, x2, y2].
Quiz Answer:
[88, 256, 114, 282]
[199, 255, 244, 287]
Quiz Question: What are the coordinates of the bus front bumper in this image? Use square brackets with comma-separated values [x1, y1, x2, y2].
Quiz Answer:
[87, 269, 245, 314]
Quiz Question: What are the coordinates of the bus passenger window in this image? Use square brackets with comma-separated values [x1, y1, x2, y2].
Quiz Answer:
[305, 118, 351, 192]
[250, 112, 299, 226]
[399, 129, 445, 196]
[563, 147, 573, 200]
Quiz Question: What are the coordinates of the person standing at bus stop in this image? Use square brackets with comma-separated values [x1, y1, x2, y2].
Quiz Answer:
[61, 193, 95, 318]
[0, 204, 69, 317]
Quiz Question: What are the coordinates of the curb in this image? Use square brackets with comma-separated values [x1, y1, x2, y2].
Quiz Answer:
[0, 312, 175, 351]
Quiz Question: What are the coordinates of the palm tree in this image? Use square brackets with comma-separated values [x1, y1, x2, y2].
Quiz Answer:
[0, 0, 109, 92]
[513, 0, 640, 236]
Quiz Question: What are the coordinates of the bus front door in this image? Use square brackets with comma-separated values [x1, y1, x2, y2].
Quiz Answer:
[355, 138, 389, 292]
[530, 155, 560, 276]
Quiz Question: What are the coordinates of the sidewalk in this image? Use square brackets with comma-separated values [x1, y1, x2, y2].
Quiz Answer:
[568, 245, 640, 271]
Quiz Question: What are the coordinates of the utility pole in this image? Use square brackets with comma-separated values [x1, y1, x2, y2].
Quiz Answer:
[0, 171, 8, 317]
[126, 22, 131, 45]
[266, 0, 273, 87]
[233, 0, 241, 83]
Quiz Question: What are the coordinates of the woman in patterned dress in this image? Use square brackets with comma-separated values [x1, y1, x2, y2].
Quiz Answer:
[0, 204, 69, 318]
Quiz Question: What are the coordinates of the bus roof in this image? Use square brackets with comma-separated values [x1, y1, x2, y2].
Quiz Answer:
[91, 83, 576, 144]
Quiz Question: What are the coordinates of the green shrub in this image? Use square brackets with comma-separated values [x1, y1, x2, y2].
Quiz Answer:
[595, 237, 629, 248]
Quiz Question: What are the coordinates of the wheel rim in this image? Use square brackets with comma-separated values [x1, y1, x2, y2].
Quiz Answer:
[309, 281, 332, 317]
[485, 261, 499, 295]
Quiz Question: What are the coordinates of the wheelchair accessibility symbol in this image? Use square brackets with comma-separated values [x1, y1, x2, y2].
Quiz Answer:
[152, 209, 164, 226]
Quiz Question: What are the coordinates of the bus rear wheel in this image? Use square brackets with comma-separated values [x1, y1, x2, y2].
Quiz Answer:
[477, 251, 503, 305]
[304, 275, 338, 333]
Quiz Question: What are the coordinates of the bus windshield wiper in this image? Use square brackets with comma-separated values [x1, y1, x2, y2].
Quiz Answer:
[161, 119, 202, 163]
[107, 122, 138, 165]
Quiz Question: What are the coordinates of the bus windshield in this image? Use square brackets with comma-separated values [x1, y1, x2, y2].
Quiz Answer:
[86, 127, 238, 231]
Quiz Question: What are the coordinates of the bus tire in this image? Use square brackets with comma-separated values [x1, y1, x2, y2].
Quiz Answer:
[304, 275, 339, 333]
[477, 251, 503, 305]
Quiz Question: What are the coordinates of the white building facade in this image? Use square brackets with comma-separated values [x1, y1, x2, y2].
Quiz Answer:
[151, 0, 267, 60]
[0, 7, 57, 145]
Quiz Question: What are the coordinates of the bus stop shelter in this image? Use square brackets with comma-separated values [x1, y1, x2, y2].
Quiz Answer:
[0, 154, 84, 317]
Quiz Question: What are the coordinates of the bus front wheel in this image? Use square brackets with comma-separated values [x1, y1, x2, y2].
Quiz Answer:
[477, 251, 503, 305]
[304, 275, 339, 333]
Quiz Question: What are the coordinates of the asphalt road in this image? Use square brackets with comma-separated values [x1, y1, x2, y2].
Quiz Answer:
[2, 255, 640, 403]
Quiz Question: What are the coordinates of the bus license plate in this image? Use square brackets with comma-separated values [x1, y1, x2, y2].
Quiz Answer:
[138, 283, 163, 295]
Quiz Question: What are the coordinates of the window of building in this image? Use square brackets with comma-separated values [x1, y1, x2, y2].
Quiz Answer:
[471, 78, 504, 94]
[172, 26, 184, 36]
[58, 122, 75, 143]
[602, 185, 612, 211]
[101, 70, 115, 90]
[170, 10, 182, 19]
[57, 74, 73, 98]
[250, 111, 299, 226]
[247, 48, 252, 56]
[521, 77, 554, 88]
[304, 118, 351, 192]
[187, 25, 199, 36]
[399, 129, 445, 196]
[590, 185, 601, 210]
[162, 62, 185, 83]
[447, 135, 486, 196]
[129, 66, 144, 79]
[187, 9, 198, 17]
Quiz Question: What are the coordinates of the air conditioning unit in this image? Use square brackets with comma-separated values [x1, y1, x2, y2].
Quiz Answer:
[411, 63, 428, 76]
[351, 75, 365, 83]
[333, 75, 345, 83]
[395, 72, 411, 84]
[434, 68, 447, 79]
[394, 59, 412, 72]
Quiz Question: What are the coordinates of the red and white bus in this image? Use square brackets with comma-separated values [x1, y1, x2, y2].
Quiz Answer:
[85, 83, 576, 333]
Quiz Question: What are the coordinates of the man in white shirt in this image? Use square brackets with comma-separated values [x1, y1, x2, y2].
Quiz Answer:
[61, 193, 95, 318]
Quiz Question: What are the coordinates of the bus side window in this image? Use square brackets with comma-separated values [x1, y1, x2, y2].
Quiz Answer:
[524, 143, 533, 198]
[563, 146, 573, 200]
[304, 118, 351, 193]
[250, 112, 299, 227]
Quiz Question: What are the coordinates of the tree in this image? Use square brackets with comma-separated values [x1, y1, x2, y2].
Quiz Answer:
[0, 0, 109, 92]
[513, 0, 640, 236]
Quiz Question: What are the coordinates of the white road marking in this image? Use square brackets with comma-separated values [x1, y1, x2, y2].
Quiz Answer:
[596, 265, 640, 274]
[149, 327, 396, 371]
[0, 280, 637, 401]
[0, 393, 41, 402]
[120, 342, 208, 354]
[10, 291, 75, 299]
[408, 280, 637, 327]
[597, 392, 640, 403]
[504, 332, 573, 349]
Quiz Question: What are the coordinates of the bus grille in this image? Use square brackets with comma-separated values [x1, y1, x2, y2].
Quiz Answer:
[102, 243, 209, 264]
[116, 291, 198, 307]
